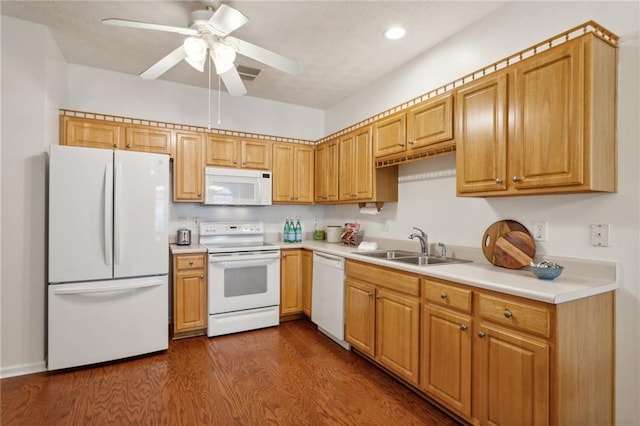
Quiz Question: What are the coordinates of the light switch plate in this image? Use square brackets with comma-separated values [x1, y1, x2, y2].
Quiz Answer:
[590, 224, 610, 247]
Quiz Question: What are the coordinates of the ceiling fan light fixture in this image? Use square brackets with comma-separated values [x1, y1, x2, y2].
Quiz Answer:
[212, 43, 236, 75]
[185, 55, 206, 72]
[384, 26, 406, 40]
[183, 37, 208, 59]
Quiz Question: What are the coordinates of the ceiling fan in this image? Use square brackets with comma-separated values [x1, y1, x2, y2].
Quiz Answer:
[102, 2, 300, 96]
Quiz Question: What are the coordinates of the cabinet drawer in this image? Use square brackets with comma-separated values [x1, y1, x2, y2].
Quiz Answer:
[478, 294, 551, 338]
[175, 254, 206, 271]
[423, 279, 472, 313]
[347, 261, 419, 297]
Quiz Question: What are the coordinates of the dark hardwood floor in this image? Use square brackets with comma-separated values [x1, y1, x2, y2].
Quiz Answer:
[1, 320, 461, 425]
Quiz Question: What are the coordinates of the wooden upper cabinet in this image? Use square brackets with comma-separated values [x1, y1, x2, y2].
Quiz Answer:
[124, 125, 173, 155]
[456, 71, 509, 194]
[314, 138, 339, 203]
[206, 135, 237, 167]
[272, 143, 314, 203]
[61, 116, 121, 150]
[457, 33, 617, 197]
[339, 126, 373, 200]
[206, 136, 270, 169]
[373, 112, 406, 158]
[174, 131, 204, 202]
[373, 92, 454, 161]
[407, 92, 454, 150]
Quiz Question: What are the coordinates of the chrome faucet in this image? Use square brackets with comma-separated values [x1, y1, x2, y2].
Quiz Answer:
[408, 227, 428, 256]
[438, 242, 447, 260]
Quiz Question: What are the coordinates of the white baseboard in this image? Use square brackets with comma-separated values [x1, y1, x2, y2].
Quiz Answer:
[1, 361, 47, 379]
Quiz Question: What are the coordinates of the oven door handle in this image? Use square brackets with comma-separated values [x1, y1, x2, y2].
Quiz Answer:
[209, 252, 280, 265]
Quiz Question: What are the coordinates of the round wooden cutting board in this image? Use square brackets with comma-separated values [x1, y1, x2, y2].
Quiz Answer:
[481, 220, 536, 269]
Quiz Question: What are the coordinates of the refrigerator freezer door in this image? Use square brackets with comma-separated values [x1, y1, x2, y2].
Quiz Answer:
[113, 150, 169, 278]
[49, 145, 114, 283]
[47, 276, 169, 370]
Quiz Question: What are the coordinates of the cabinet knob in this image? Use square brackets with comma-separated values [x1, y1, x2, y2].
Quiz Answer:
[242, 162, 246, 166]
[113, 143, 118, 148]
[398, 142, 405, 147]
[126, 144, 132, 149]
[294, 196, 299, 200]
[440, 292, 448, 299]
[495, 178, 503, 184]
[504, 310, 513, 319]
[376, 295, 382, 300]
[460, 324, 468, 331]
[408, 140, 415, 145]
[478, 331, 486, 338]
[233, 160, 237, 164]
[512, 176, 521, 182]
[200, 275, 204, 279]
[189, 260, 194, 265]
[368, 292, 373, 297]
[197, 193, 202, 197]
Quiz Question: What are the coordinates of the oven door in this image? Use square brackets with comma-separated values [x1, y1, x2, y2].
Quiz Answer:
[208, 250, 280, 314]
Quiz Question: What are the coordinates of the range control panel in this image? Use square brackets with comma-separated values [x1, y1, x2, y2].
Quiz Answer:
[200, 222, 264, 236]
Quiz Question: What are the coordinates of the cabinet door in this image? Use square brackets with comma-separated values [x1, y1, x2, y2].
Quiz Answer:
[280, 249, 303, 315]
[241, 139, 271, 169]
[174, 132, 204, 202]
[456, 72, 508, 194]
[474, 324, 550, 426]
[272, 143, 295, 202]
[314, 143, 327, 202]
[374, 112, 406, 158]
[407, 92, 454, 150]
[376, 287, 420, 385]
[302, 250, 313, 317]
[510, 39, 583, 189]
[173, 254, 207, 337]
[345, 278, 375, 357]
[206, 136, 238, 167]
[338, 133, 355, 200]
[352, 126, 374, 200]
[421, 304, 472, 417]
[294, 145, 315, 203]
[323, 139, 339, 202]
[124, 126, 172, 155]
[62, 117, 121, 150]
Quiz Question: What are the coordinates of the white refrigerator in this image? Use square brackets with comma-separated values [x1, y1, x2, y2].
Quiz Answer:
[48, 145, 169, 370]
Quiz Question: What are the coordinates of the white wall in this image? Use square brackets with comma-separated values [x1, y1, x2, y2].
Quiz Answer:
[0, 15, 67, 375]
[324, 2, 640, 424]
[67, 65, 324, 141]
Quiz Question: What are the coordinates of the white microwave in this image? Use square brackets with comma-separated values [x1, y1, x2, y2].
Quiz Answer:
[203, 167, 272, 206]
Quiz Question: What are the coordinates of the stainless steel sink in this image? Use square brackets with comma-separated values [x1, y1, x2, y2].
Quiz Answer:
[357, 250, 471, 266]
[357, 250, 423, 259]
[393, 256, 471, 266]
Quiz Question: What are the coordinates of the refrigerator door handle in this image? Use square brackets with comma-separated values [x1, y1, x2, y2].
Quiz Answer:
[104, 163, 113, 266]
[114, 161, 122, 266]
[52, 279, 165, 295]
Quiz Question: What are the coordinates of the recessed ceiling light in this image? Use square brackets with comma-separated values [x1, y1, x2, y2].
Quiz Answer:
[384, 26, 406, 40]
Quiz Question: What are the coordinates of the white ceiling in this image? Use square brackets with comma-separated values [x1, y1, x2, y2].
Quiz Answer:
[1, 1, 506, 109]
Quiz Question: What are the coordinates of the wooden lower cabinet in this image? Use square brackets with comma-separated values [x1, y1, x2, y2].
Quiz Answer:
[345, 261, 614, 425]
[172, 253, 207, 338]
[345, 260, 420, 385]
[302, 249, 313, 317]
[280, 249, 303, 316]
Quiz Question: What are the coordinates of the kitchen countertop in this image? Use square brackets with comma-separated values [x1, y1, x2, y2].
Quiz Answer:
[292, 240, 618, 305]
[169, 243, 208, 255]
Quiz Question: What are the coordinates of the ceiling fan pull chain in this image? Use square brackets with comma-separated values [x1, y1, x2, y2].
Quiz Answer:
[217, 74, 222, 126]
[208, 55, 212, 130]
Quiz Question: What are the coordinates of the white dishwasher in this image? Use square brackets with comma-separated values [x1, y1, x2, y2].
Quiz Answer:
[312, 252, 350, 350]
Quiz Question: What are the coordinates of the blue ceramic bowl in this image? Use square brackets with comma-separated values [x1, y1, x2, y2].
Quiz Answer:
[530, 265, 564, 280]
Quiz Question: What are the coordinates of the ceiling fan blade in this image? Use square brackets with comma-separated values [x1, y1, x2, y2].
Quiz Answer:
[206, 4, 249, 36]
[226, 36, 300, 75]
[140, 46, 187, 80]
[102, 18, 199, 36]
[219, 66, 247, 97]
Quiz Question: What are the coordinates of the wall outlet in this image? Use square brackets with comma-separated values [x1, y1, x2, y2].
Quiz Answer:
[193, 217, 200, 228]
[590, 224, 610, 247]
[532, 221, 548, 241]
